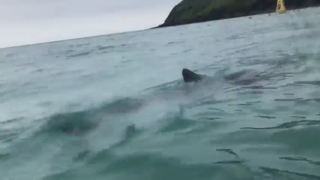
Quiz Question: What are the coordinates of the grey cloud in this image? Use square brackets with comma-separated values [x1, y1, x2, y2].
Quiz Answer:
[1, 0, 181, 21]
[0, 0, 181, 47]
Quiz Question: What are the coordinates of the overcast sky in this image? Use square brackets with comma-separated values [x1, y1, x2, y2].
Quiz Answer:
[0, 0, 181, 48]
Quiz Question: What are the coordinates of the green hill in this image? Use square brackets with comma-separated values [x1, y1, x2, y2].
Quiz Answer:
[157, 0, 320, 28]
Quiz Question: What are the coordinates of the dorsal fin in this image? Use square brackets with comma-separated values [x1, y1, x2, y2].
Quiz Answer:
[182, 68, 203, 83]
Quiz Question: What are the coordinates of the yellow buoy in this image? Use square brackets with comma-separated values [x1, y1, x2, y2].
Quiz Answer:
[276, 0, 287, 14]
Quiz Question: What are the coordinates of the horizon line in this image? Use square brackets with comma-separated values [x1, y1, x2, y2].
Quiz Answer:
[1, 6, 315, 50]
[0, 27, 153, 50]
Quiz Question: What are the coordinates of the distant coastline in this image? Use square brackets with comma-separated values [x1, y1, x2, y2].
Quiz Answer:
[155, 0, 320, 28]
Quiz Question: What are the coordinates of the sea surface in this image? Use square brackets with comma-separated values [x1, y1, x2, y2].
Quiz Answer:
[1, 7, 320, 180]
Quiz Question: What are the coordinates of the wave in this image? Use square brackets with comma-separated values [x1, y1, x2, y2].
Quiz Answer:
[3, 59, 320, 180]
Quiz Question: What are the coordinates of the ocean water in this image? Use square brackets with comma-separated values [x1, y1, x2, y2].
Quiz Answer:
[1, 7, 320, 180]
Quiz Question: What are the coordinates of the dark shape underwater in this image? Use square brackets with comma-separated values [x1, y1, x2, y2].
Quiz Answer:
[182, 68, 266, 85]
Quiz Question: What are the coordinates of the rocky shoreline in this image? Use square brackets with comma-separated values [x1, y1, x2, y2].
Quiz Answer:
[155, 0, 320, 28]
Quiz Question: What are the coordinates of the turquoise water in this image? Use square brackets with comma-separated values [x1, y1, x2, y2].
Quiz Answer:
[1, 7, 320, 180]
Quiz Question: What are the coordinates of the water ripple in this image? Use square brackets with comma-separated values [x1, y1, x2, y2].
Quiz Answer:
[241, 120, 320, 130]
